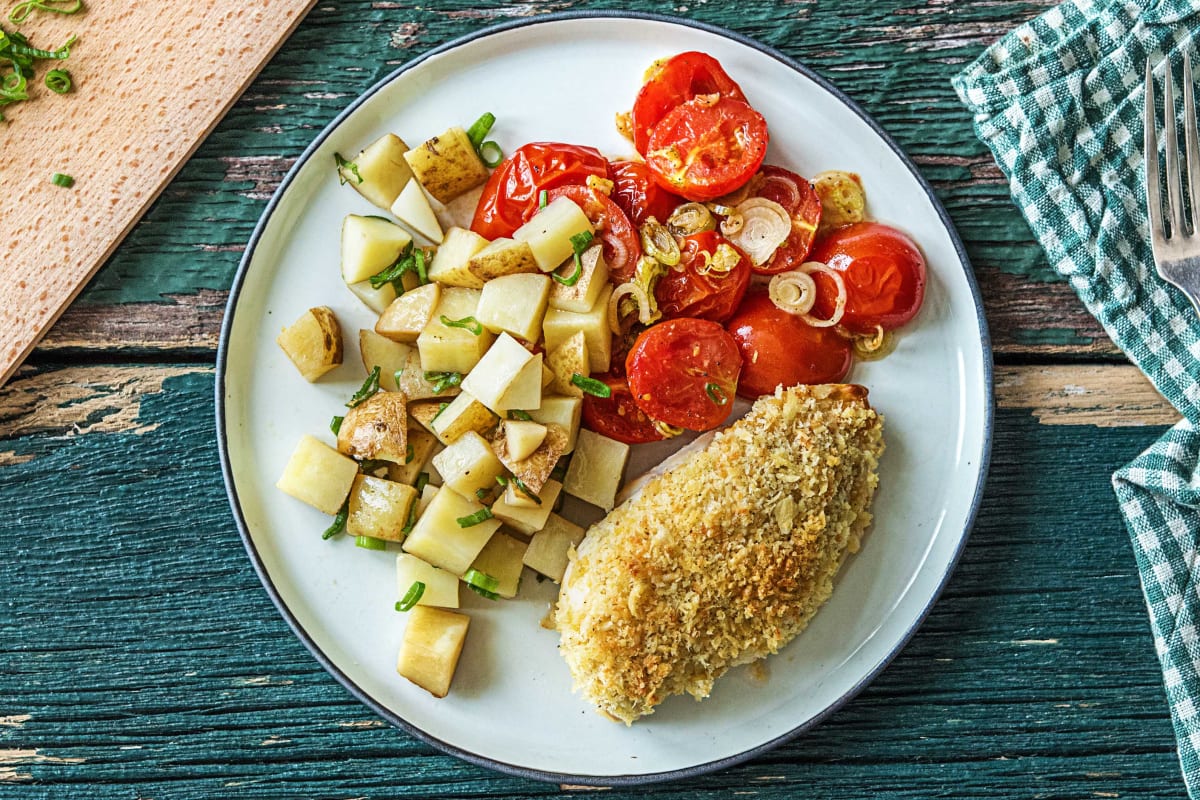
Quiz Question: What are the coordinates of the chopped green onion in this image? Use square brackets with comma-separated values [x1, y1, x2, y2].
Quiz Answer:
[395, 581, 425, 612]
[495, 475, 509, 487]
[330, 415, 344, 435]
[466, 112, 495, 148]
[440, 314, 483, 336]
[414, 248, 428, 285]
[479, 141, 503, 168]
[393, 368, 404, 387]
[44, 67, 69, 93]
[469, 584, 500, 600]
[432, 401, 450, 421]
[355, 535, 387, 551]
[347, 366, 381, 407]
[425, 371, 462, 394]
[414, 472, 430, 494]
[50, 172, 73, 187]
[507, 409, 532, 421]
[571, 373, 611, 398]
[538, 189, 548, 210]
[705, 382, 729, 406]
[553, 230, 594, 286]
[368, 242, 415, 290]
[401, 496, 418, 535]
[463, 568, 499, 593]
[456, 507, 493, 527]
[405, 442, 415, 463]
[475, 488, 489, 502]
[359, 459, 389, 474]
[511, 476, 541, 505]
[322, 500, 349, 540]
[334, 152, 362, 185]
[8, 0, 82, 25]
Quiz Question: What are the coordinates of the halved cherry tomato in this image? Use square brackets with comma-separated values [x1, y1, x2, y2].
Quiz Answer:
[631, 51, 747, 155]
[471, 142, 609, 240]
[609, 160, 683, 225]
[754, 165, 823, 275]
[546, 185, 641, 283]
[646, 97, 768, 202]
[656, 231, 750, 323]
[725, 290, 853, 398]
[808, 221, 926, 333]
[626, 318, 742, 431]
[581, 375, 666, 444]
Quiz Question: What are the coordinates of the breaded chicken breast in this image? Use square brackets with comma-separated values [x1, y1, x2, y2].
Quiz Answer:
[554, 384, 884, 724]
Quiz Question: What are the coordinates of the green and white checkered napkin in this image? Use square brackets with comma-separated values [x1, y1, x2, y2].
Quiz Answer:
[952, 0, 1200, 792]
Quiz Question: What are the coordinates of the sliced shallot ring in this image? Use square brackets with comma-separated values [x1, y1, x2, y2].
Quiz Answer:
[768, 269, 817, 316]
[798, 261, 846, 328]
[759, 170, 802, 209]
[726, 197, 790, 266]
[609, 281, 654, 333]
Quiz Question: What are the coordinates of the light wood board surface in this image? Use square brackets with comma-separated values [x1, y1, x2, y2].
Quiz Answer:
[0, 0, 315, 387]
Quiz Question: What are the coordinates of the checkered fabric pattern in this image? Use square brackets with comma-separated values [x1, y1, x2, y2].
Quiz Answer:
[952, 0, 1200, 793]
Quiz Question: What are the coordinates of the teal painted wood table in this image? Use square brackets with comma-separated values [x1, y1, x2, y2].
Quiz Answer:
[0, 1, 1190, 797]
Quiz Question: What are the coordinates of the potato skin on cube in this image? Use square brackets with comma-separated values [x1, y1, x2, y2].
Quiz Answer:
[404, 126, 490, 204]
[492, 423, 567, 494]
[276, 435, 359, 515]
[337, 391, 409, 463]
[466, 238, 541, 282]
[376, 283, 441, 343]
[277, 306, 343, 382]
[396, 605, 470, 698]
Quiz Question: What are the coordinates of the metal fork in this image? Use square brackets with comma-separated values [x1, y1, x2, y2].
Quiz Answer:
[1146, 52, 1200, 314]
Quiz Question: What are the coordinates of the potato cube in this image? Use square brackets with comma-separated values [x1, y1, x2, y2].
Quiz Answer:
[337, 391, 408, 463]
[347, 279, 398, 315]
[467, 238, 540, 282]
[418, 287, 495, 374]
[376, 283, 441, 343]
[476, 273, 551, 343]
[546, 330, 588, 397]
[512, 196, 594, 271]
[409, 399, 451, 436]
[522, 513, 585, 583]
[460, 333, 543, 413]
[431, 391, 499, 445]
[390, 179, 444, 244]
[338, 133, 414, 210]
[387, 427, 438, 485]
[396, 605, 470, 698]
[277, 435, 359, 515]
[529, 396, 582, 454]
[416, 482, 439, 515]
[277, 306, 343, 382]
[468, 533, 527, 599]
[432, 430, 505, 500]
[542, 282, 613, 372]
[563, 428, 630, 511]
[504, 420, 547, 462]
[491, 479, 561, 537]
[402, 484, 501, 574]
[403, 126, 490, 204]
[396, 553, 459, 609]
[492, 423, 567, 494]
[396, 349, 462, 402]
[359, 330, 412, 392]
[341, 214, 413, 284]
[549, 244, 610, 313]
[346, 474, 418, 542]
[427, 227, 490, 288]
[541, 362, 555, 388]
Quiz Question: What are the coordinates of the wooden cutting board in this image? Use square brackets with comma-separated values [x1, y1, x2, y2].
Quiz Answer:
[0, 0, 315, 386]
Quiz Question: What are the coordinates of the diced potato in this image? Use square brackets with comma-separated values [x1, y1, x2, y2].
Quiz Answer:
[376, 283, 441, 343]
[417, 287, 495, 374]
[476, 273, 550, 343]
[541, 363, 554, 388]
[548, 244, 609, 313]
[359, 330, 412, 392]
[338, 391, 408, 463]
[504, 420, 547, 462]
[341, 214, 413, 284]
[338, 133, 414, 210]
[491, 479, 561, 536]
[408, 399, 449, 435]
[277, 306, 342, 382]
[563, 428, 630, 511]
[542, 283, 613, 373]
[513, 196, 594, 271]
[346, 474, 418, 542]
[522, 513, 585, 583]
[492, 423, 567, 493]
[390, 178, 444, 244]
[460, 333, 543, 413]
[431, 391, 499, 445]
[529, 396, 582, 454]
[468, 533, 527, 599]
[501, 479, 539, 509]
[402, 484, 501, 574]
[416, 482, 438, 515]
[427, 227, 490, 288]
[387, 427, 438, 485]
[432, 184, 484, 231]
[432, 430, 505, 500]
[404, 126, 489, 204]
[467, 238, 540, 282]
[396, 553, 459, 609]
[396, 348, 462, 402]
[347, 279, 398, 315]
[277, 435, 359, 515]
[396, 605, 470, 698]
[545, 330, 588, 398]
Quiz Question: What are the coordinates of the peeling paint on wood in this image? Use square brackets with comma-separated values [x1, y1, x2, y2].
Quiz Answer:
[994, 365, 1180, 427]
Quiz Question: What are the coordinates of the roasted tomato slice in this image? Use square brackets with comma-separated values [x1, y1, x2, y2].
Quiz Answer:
[546, 184, 641, 283]
[581, 375, 666, 444]
[753, 165, 824, 275]
[725, 290, 853, 398]
[808, 221, 927, 332]
[631, 51, 747, 155]
[626, 317, 742, 431]
[655, 231, 751, 323]
[470, 142, 609, 240]
[645, 96, 769, 202]
[609, 160, 684, 226]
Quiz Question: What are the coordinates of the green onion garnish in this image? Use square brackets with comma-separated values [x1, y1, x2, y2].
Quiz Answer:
[465, 112, 495, 149]
[511, 476, 541, 505]
[475, 488, 489, 502]
[347, 366, 381, 408]
[8, 0, 82, 25]
[401, 496, 418, 535]
[414, 472, 430, 494]
[393, 368, 404, 387]
[355, 535, 387, 551]
[50, 172, 73, 187]
[425, 371, 462, 394]
[479, 141, 503, 168]
[705, 382, 729, 406]
[330, 415, 344, 435]
[456, 507, 493, 527]
[322, 500, 349, 540]
[469, 584, 500, 600]
[554, 230, 594, 286]
[463, 568, 499, 594]
[432, 401, 450, 421]
[395, 581, 425, 612]
[334, 152, 362, 185]
[358, 459, 389, 474]
[440, 314, 483, 336]
[405, 442, 415, 463]
[369, 242, 415, 290]
[507, 409, 532, 421]
[538, 189, 548, 210]
[44, 68, 69, 94]
[495, 475, 509, 487]
[571, 373, 611, 398]
[414, 248, 428, 285]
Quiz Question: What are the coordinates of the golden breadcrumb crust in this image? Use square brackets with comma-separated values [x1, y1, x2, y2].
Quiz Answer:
[553, 384, 884, 724]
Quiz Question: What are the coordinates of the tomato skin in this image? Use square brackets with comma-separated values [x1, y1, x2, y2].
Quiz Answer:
[609, 161, 683, 225]
[626, 318, 742, 431]
[546, 185, 642, 283]
[808, 221, 927, 333]
[631, 51, 747, 155]
[471, 142, 609, 240]
[725, 291, 853, 398]
[581, 375, 666, 444]
[754, 165, 823, 275]
[646, 97, 769, 202]
[656, 231, 751, 323]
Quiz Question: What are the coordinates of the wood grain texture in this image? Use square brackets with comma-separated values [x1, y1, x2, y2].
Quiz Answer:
[0, 0, 315, 386]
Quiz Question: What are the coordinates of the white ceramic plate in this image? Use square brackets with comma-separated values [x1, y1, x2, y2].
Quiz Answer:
[217, 12, 992, 785]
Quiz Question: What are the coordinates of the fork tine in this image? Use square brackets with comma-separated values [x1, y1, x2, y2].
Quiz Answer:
[1147, 59, 1166, 243]
[1185, 51, 1200, 236]
[1165, 59, 1187, 237]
